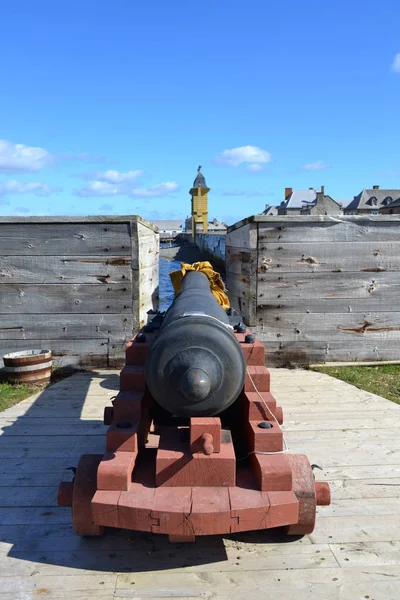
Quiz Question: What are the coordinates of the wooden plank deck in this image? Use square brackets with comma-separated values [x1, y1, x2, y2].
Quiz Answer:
[0, 368, 399, 599]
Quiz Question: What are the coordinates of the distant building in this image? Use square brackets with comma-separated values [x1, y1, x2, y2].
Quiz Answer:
[278, 186, 342, 215]
[379, 197, 400, 215]
[208, 218, 228, 232]
[185, 216, 227, 232]
[345, 186, 400, 215]
[300, 187, 343, 216]
[151, 220, 182, 238]
[261, 204, 278, 216]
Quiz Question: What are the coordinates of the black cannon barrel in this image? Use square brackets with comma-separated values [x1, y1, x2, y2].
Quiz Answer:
[145, 271, 246, 417]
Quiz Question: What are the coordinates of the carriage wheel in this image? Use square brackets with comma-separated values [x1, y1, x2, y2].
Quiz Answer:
[284, 454, 317, 536]
[72, 454, 105, 536]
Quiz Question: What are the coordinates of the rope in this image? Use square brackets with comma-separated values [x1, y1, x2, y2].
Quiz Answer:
[237, 368, 289, 461]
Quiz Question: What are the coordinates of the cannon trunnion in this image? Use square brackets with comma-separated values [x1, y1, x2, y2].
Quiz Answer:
[58, 270, 330, 542]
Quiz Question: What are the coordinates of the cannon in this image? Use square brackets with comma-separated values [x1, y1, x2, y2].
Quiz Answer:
[146, 271, 246, 417]
[58, 269, 330, 541]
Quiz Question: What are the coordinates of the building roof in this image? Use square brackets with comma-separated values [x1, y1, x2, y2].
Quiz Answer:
[193, 167, 208, 189]
[345, 188, 400, 211]
[382, 197, 400, 209]
[281, 189, 317, 209]
[151, 220, 182, 231]
[261, 204, 278, 216]
[303, 192, 343, 210]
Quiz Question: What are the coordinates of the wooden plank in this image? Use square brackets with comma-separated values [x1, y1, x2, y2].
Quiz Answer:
[330, 541, 400, 567]
[310, 464, 400, 481]
[259, 297, 400, 312]
[226, 247, 257, 276]
[226, 222, 257, 249]
[309, 514, 400, 543]
[0, 314, 135, 340]
[226, 248, 257, 326]
[0, 223, 131, 256]
[257, 241, 400, 272]
[0, 284, 132, 314]
[0, 339, 108, 367]
[132, 221, 159, 326]
[131, 221, 159, 270]
[0, 423, 108, 437]
[0, 486, 59, 507]
[258, 218, 400, 242]
[0, 507, 73, 525]
[263, 339, 400, 365]
[0, 575, 117, 597]
[257, 271, 400, 301]
[0, 255, 131, 284]
[255, 311, 400, 342]
[323, 479, 400, 500]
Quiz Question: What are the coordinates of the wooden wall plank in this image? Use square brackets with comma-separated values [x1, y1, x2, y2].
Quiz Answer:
[256, 311, 400, 342]
[133, 221, 159, 326]
[257, 242, 400, 272]
[0, 223, 130, 256]
[0, 255, 131, 284]
[262, 340, 400, 365]
[0, 284, 132, 314]
[0, 314, 135, 341]
[0, 218, 159, 366]
[259, 298, 399, 313]
[257, 272, 400, 300]
[226, 222, 257, 249]
[258, 219, 400, 242]
[0, 339, 109, 367]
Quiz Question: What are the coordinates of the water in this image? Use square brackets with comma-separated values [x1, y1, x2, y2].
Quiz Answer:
[159, 256, 181, 311]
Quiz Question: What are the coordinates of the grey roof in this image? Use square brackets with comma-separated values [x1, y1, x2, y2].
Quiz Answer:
[193, 169, 208, 189]
[282, 189, 317, 209]
[345, 189, 400, 211]
[262, 205, 278, 216]
[151, 220, 182, 232]
[382, 197, 400, 209]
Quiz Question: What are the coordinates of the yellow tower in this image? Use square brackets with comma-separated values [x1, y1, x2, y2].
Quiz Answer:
[189, 166, 209, 241]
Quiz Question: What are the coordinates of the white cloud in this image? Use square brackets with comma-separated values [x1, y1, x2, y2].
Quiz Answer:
[131, 181, 180, 198]
[246, 163, 264, 172]
[0, 140, 53, 173]
[0, 180, 62, 197]
[391, 53, 400, 73]
[214, 145, 271, 168]
[76, 181, 122, 197]
[96, 169, 143, 183]
[0, 140, 105, 174]
[14, 206, 31, 213]
[302, 160, 329, 171]
[75, 178, 180, 198]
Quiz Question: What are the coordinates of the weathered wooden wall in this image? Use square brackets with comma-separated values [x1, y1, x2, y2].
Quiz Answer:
[226, 215, 400, 365]
[0, 216, 159, 368]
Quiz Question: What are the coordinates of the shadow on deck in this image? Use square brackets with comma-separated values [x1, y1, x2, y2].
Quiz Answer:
[0, 371, 295, 575]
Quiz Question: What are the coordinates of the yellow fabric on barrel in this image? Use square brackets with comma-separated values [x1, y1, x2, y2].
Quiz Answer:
[169, 261, 230, 310]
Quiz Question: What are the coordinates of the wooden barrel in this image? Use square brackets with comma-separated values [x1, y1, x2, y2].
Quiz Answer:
[3, 349, 52, 384]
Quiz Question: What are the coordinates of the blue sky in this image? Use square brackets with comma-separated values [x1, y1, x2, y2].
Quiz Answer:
[1, 0, 399, 225]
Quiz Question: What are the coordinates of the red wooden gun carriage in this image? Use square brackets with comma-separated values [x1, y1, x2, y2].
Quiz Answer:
[58, 270, 330, 542]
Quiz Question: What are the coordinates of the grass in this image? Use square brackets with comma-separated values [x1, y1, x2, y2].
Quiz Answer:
[0, 381, 46, 412]
[311, 364, 400, 405]
[0, 365, 78, 412]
